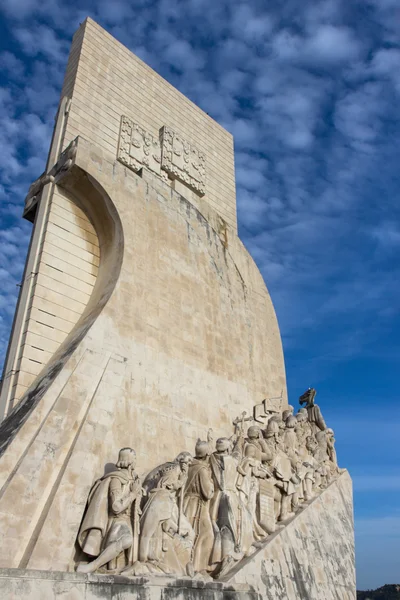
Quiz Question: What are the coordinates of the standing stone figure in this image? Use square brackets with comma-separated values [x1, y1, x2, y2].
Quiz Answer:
[236, 444, 272, 544]
[139, 451, 195, 575]
[77, 447, 142, 573]
[282, 405, 294, 423]
[183, 440, 215, 573]
[245, 425, 272, 463]
[326, 428, 338, 468]
[209, 437, 242, 574]
[283, 415, 299, 458]
[295, 408, 312, 448]
[269, 434, 300, 522]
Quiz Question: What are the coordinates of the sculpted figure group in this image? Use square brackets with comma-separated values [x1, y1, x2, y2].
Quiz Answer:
[76, 388, 342, 579]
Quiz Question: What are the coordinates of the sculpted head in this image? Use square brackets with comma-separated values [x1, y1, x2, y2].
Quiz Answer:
[282, 405, 294, 422]
[296, 408, 308, 423]
[175, 451, 193, 473]
[215, 437, 230, 454]
[116, 447, 136, 470]
[247, 425, 261, 440]
[286, 416, 297, 429]
[265, 418, 279, 439]
[195, 440, 211, 459]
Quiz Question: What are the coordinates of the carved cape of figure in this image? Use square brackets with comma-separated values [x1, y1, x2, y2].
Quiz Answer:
[77, 448, 142, 573]
[209, 438, 242, 573]
[183, 440, 215, 573]
[139, 452, 195, 575]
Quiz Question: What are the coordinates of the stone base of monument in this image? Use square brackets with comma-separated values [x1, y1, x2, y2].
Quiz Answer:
[0, 472, 355, 600]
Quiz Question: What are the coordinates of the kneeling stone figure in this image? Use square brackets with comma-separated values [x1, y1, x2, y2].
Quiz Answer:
[77, 447, 142, 574]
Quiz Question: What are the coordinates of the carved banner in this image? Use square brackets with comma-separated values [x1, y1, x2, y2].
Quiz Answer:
[160, 126, 206, 196]
[118, 116, 161, 175]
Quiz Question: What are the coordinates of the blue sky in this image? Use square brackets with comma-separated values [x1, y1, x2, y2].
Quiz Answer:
[0, 0, 399, 590]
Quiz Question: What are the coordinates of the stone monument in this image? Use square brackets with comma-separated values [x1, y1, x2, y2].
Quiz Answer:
[0, 18, 355, 599]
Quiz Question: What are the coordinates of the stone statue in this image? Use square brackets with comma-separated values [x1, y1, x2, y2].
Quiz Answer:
[74, 392, 344, 580]
[183, 439, 215, 573]
[268, 433, 300, 522]
[236, 444, 274, 542]
[245, 425, 272, 463]
[299, 388, 327, 432]
[76, 448, 142, 574]
[295, 408, 312, 447]
[283, 415, 298, 457]
[326, 428, 338, 466]
[297, 436, 318, 503]
[139, 451, 195, 575]
[282, 405, 294, 423]
[306, 435, 327, 492]
[209, 437, 242, 575]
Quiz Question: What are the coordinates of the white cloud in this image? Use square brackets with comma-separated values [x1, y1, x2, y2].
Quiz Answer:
[272, 25, 362, 66]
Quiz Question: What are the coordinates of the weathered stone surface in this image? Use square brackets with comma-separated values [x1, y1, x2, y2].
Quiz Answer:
[228, 471, 356, 599]
[0, 473, 355, 599]
[0, 136, 286, 573]
[0, 569, 258, 600]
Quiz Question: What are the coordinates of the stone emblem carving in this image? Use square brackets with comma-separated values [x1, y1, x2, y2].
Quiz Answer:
[118, 116, 162, 176]
[116, 118, 206, 196]
[160, 126, 206, 196]
[76, 388, 344, 580]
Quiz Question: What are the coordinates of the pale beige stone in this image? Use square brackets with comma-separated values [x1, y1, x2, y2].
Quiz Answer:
[50, 198, 96, 235]
[22, 331, 62, 355]
[38, 262, 96, 294]
[46, 222, 100, 257]
[27, 307, 74, 334]
[0, 17, 354, 599]
[48, 212, 99, 247]
[17, 357, 44, 376]
[32, 284, 86, 317]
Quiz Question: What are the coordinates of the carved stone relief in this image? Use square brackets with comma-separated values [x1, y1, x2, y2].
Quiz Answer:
[160, 126, 206, 196]
[117, 116, 162, 176]
[76, 388, 344, 581]
[116, 117, 206, 196]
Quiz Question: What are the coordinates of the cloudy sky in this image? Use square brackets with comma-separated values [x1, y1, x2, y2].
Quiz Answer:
[0, 0, 399, 589]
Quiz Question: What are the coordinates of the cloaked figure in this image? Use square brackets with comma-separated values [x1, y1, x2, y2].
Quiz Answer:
[183, 439, 215, 573]
[209, 437, 242, 575]
[139, 452, 195, 575]
[77, 448, 142, 574]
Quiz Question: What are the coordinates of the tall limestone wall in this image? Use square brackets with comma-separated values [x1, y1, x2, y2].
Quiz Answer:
[0, 136, 286, 572]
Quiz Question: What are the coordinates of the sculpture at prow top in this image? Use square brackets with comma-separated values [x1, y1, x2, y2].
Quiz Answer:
[299, 387, 327, 432]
